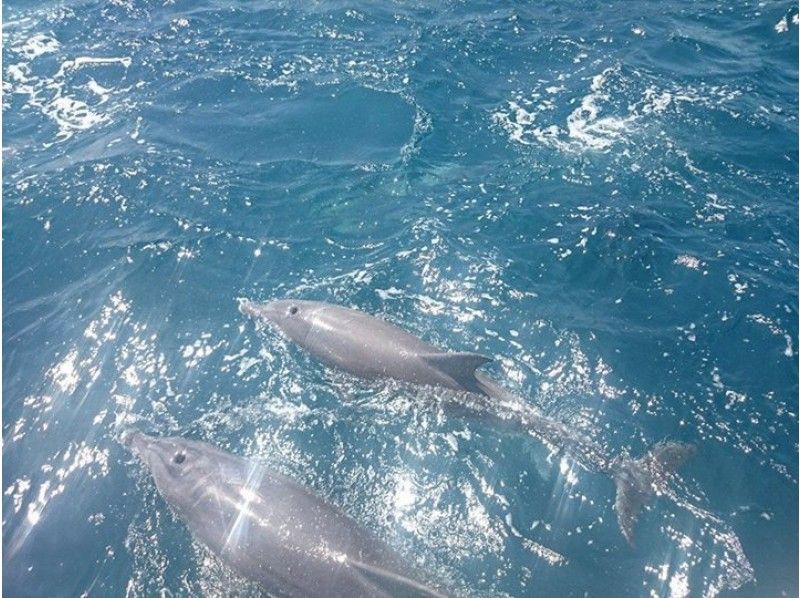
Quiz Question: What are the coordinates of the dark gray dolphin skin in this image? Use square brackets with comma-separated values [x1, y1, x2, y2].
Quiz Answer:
[240, 298, 695, 546]
[123, 431, 445, 597]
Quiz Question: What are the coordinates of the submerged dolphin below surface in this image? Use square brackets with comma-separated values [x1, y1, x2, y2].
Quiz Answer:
[123, 431, 445, 597]
[240, 298, 695, 545]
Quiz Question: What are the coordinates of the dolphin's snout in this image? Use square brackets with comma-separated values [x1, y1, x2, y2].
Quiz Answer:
[121, 429, 153, 459]
[239, 298, 283, 323]
[238, 298, 259, 318]
[120, 428, 139, 447]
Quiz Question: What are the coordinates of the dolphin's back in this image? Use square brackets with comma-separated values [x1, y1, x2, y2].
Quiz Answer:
[304, 305, 437, 376]
[310, 304, 438, 354]
[301, 304, 488, 394]
[181, 449, 441, 597]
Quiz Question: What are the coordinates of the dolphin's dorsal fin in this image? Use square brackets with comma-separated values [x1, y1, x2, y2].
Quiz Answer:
[420, 352, 492, 382]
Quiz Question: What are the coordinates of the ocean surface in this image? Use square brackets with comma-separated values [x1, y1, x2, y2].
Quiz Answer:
[2, 1, 798, 596]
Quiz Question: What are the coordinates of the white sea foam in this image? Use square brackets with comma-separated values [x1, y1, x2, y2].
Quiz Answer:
[3, 37, 132, 141]
[493, 66, 636, 152]
[521, 539, 568, 566]
[55, 55, 132, 78]
[493, 67, 743, 155]
[6, 62, 30, 84]
[14, 33, 60, 58]
[674, 255, 702, 270]
[565, 78, 632, 151]
[86, 78, 112, 103]
[46, 96, 109, 133]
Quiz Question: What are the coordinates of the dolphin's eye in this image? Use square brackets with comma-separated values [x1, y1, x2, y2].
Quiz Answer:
[173, 452, 186, 464]
[288, 305, 298, 315]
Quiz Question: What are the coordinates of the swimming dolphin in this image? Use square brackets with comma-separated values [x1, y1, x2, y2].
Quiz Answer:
[240, 298, 695, 546]
[123, 431, 445, 597]
[238, 298, 507, 399]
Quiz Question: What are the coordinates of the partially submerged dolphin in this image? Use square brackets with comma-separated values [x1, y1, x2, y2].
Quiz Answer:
[238, 299, 506, 399]
[123, 431, 445, 597]
[240, 298, 695, 545]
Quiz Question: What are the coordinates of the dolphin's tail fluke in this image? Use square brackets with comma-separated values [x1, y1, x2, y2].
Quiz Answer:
[474, 373, 696, 547]
[612, 441, 695, 546]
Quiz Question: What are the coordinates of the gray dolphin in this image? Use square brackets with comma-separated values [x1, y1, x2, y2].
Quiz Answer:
[240, 298, 695, 545]
[238, 298, 509, 399]
[123, 431, 446, 597]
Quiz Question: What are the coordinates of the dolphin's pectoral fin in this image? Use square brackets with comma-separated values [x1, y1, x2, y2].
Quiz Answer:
[420, 352, 492, 385]
[350, 559, 447, 598]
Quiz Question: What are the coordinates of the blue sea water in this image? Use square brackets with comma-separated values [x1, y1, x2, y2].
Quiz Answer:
[2, 0, 798, 596]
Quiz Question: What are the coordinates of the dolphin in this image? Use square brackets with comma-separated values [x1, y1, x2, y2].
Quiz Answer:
[123, 431, 446, 597]
[239, 298, 695, 545]
[238, 298, 507, 399]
